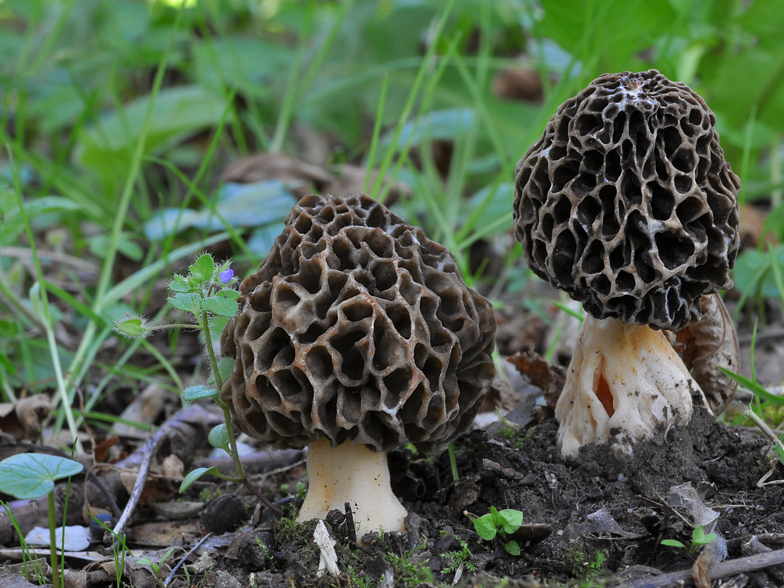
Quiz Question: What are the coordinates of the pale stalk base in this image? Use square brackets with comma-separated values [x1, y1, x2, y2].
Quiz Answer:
[297, 438, 407, 535]
[556, 316, 703, 458]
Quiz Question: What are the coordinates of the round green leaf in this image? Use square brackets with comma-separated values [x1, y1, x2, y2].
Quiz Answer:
[180, 466, 219, 492]
[208, 424, 231, 452]
[169, 292, 201, 315]
[169, 274, 193, 293]
[0, 454, 84, 500]
[472, 514, 497, 541]
[504, 540, 521, 556]
[189, 254, 215, 283]
[200, 295, 239, 317]
[498, 509, 523, 534]
[217, 289, 240, 300]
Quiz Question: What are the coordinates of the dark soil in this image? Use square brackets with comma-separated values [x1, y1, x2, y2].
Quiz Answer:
[211, 406, 784, 588]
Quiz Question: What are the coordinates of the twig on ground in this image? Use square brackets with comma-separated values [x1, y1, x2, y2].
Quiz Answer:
[619, 548, 784, 588]
[192, 449, 304, 477]
[0, 405, 222, 546]
[110, 422, 170, 541]
[164, 532, 212, 587]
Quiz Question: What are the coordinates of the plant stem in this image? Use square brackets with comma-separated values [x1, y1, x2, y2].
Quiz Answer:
[448, 442, 459, 483]
[200, 308, 283, 517]
[146, 323, 202, 332]
[48, 491, 59, 588]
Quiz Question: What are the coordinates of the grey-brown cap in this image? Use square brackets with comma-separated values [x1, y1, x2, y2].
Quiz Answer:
[513, 70, 740, 330]
[220, 193, 496, 453]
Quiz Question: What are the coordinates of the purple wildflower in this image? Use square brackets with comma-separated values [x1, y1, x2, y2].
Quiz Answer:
[218, 268, 235, 284]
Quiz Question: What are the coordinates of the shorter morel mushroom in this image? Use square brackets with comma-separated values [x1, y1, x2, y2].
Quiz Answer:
[513, 70, 740, 457]
[221, 193, 496, 533]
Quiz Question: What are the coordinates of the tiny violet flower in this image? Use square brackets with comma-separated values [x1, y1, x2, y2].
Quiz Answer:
[218, 268, 235, 284]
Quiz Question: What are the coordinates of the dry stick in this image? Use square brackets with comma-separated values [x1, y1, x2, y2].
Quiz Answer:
[109, 405, 222, 540]
[192, 449, 304, 476]
[0, 405, 222, 546]
[111, 407, 283, 540]
[621, 548, 784, 588]
[111, 422, 170, 540]
[163, 532, 212, 587]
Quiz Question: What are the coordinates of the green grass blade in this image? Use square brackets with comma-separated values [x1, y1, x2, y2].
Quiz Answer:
[370, 0, 458, 201]
[768, 244, 784, 315]
[364, 74, 389, 193]
[719, 367, 784, 405]
[7, 147, 82, 451]
[93, 8, 186, 306]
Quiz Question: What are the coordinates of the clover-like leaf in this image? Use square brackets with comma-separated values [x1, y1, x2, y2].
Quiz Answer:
[200, 295, 239, 317]
[0, 454, 84, 500]
[182, 385, 218, 402]
[189, 254, 215, 283]
[169, 292, 201, 315]
[497, 509, 523, 534]
[179, 466, 219, 492]
[472, 513, 498, 541]
[692, 526, 717, 546]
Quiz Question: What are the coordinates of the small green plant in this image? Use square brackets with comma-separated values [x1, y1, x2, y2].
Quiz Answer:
[255, 537, 277, 570]
[136, 546, 177, 587]
[0, 454, 84, 588]
[567, 544, 608, 581]
[1, 501, 48, 585]
[471, 506, 524, 556]
[442, 537, 476, 575]
[661, 525, 717, 557]
[514, 426, 537, 450]
[345, 565, 379, 588]
[90, 514, 130, 588]
[114, 254, 280, 514]
[385, 537, 434, 587]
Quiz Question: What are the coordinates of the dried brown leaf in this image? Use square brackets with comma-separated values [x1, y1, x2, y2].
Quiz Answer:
[692, 549, 713, 588]
[0, 395, 52, 441]
[673, 293, 739, 415]
[222, 153, 410, 204]
[507, 349, 566, 416]
[93, 436, 119, 464]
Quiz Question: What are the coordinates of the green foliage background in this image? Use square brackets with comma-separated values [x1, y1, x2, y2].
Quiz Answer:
[1, 0, 784, 431]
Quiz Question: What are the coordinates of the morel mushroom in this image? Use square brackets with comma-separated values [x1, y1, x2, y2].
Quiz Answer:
[221, 193, 496, 533]
[513, 70, 740, 457]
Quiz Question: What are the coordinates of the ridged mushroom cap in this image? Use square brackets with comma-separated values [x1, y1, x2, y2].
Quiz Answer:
[220, 193, 496, 453]
[514, 70, 741, 330]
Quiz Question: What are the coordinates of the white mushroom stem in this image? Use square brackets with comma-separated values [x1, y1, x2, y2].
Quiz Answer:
[297, 438, 407, 535]
[556, 315, 706, 458]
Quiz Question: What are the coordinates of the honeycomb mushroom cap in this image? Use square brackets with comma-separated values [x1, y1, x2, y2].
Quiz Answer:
[221, 193, 496, 453]
[513, 70, 741, 331]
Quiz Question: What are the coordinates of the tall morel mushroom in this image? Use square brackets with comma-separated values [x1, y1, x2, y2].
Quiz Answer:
[221, 193, 496, 533]
[513, 70, 740, 457]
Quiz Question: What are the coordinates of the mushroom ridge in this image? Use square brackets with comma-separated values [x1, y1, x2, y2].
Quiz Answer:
[513, 69, 741, 330]
[220, 193, 496, 453]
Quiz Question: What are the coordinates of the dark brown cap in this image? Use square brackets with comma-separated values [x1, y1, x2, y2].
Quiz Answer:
[513, 70, 740, 330]
[221, 193, 496, 452]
